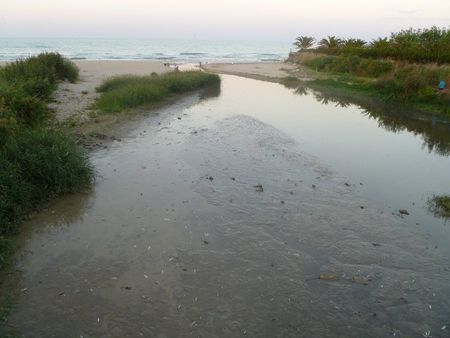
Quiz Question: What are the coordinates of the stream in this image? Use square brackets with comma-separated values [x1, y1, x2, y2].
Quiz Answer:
[3, 75, 450, 337]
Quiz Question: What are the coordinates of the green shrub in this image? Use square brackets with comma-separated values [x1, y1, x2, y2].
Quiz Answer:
[95, 71, 220, 113]
[375, 65, 441, 101]
[357, 59, 392, 77]
[303, 55, 392, 78]
[303, 56, 336, 72]
[0, 128, 93, 234]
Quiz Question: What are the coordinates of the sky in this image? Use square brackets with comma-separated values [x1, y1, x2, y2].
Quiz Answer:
[1, 0, 450, 42]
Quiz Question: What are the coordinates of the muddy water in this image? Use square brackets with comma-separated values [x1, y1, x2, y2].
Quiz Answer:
[4, 75, 450, 337]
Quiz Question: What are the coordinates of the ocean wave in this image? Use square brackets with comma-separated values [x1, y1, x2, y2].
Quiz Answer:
[179, 52, 207, 56]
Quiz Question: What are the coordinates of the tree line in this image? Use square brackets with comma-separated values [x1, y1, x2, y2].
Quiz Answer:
[294, 26, 450, 64]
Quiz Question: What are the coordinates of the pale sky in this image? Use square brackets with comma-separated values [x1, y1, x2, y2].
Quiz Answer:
[1, 0, 449, 41]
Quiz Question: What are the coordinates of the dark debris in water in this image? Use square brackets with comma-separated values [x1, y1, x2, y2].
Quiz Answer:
[254, 184, 264, 192]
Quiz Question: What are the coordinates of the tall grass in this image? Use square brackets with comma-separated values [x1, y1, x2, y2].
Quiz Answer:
[0, 53, 93, 269]
[0, 52, 79, 126]
[95, 71, 220, 113]
[303, 55, 392, 78]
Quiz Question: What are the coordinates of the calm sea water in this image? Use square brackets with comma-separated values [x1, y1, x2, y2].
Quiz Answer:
[0, 38, 291, 62]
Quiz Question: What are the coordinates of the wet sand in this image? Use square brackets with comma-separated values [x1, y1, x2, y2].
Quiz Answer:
[2, 75, 449, 337]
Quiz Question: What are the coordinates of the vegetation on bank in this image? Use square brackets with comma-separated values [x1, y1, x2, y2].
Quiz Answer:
[428, 195, 450, 218]
[293, 26, 450, 64]
[290, 26, 450, 115]
[0, 53, 93, 269]
[95, 71, 221, 113]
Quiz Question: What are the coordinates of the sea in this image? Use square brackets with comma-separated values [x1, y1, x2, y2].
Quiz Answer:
[0, 38, 292, 63]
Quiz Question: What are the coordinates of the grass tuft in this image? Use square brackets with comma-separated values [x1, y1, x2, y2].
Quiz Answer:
[95, 71, 220, 113]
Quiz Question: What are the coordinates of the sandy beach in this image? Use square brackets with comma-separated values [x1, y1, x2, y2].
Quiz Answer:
[48, 60, 171, 121]
[202, 62, 299, 81]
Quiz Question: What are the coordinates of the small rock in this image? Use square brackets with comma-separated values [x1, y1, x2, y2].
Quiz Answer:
[399, 209, 409, 215]
[344, 182, 351, 187]
[254, 184, 264, 192]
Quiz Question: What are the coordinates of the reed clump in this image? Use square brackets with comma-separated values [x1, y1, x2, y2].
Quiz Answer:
[0, 53, 92, 269]
[95, 71, 221, 113]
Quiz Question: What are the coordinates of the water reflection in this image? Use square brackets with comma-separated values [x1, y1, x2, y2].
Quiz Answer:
[283, 81, 450, 156]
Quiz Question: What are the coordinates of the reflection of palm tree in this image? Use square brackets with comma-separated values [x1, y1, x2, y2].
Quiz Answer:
[294, 85, 308, 96]
[313, 92, 351, 107]
[318, 36, 343, 49]
[294, 36, 315, 51]
[314, 93, 330, 105]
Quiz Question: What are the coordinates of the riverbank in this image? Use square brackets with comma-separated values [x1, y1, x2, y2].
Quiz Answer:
[204, 59, 450, 117]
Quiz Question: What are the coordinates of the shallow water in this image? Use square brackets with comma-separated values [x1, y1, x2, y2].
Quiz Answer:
[3, 75, 450, 337]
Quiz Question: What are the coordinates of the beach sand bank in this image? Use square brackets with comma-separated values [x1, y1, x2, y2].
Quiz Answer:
[202, 62, 306, 81]
[50, 60, 171, 121]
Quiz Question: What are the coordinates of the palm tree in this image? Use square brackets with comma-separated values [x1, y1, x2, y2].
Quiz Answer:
[318, 36, 343, 49]
[293, 36, 315, 51]
[344, 38, 366, 48]
[369, 37, 390, 49]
